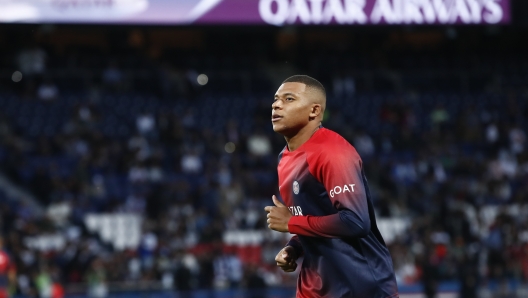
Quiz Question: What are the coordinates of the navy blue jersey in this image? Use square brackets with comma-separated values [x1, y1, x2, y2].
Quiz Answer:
[277, 128, 398, 298]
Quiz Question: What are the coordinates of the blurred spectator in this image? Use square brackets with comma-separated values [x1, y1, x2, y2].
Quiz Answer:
[181, 108, 197, 130]
[353, 128, 375, 157]
[136, 112, 156, 137]
[0, 237, 16, 298]
[225, 120, 240, 144]
[51, 282, 65, 298]
[213, 249, 242, 289]
[219, 180, 243, 222]
[431, 104, 449, 126]
[196, 253, 214, 290]
[181, 149, 203, 174]
[37, 79, 59, 102]
[102, 61, 123, 89]
[122, 192, 146, 214]
[128, 134, 151, 161]
[419, 243, 440, 298]
[509, 123, 526, 154]
[173, 250, 193, 291]
[138, 232, 158, 270]
[86, 259, 107, 298]
[332, 72, 355, 97]
[486, 121, 501, 155]
[458, 250, 479, 298]
[17, 44, 47, 77]
[247, 130, 272, 157]
[244, 263, 267, 298]
[35, 265, 53, 298]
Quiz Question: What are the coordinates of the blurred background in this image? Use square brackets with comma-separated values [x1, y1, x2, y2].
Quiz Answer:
[0, 0, 527, 297]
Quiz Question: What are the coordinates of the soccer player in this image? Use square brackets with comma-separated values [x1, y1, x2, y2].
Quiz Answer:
[264, 75, 398, 298]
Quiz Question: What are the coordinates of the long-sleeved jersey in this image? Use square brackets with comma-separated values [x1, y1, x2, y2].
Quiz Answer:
[278, 127, 398, 298]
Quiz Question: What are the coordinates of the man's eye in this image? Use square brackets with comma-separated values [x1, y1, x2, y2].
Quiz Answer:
[286, 97, 294, 101]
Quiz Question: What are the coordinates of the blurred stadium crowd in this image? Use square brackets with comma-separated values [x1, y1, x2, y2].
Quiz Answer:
[0, 26, 528, 298]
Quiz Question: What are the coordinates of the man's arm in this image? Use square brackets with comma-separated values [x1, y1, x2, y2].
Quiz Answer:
[266, 201, 303, 272]
[286, 235, 304, 257]
[288, 145, 371, 238]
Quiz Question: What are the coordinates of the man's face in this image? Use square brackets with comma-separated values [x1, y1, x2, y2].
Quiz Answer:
[271, 82, 313, 136]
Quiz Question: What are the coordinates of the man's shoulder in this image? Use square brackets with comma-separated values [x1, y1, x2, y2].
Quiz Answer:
[309, 128, 354, 152]
[319, 127, 346, 141]
[305, 128, 360, 164]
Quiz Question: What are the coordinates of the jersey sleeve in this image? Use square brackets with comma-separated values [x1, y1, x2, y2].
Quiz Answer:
[286, 235, 304, 257]
[287, 142, 371, 238]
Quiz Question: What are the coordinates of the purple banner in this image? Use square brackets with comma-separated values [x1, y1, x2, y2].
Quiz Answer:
[0, 0, 510, 25]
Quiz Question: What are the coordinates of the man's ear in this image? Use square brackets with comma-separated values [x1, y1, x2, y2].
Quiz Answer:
[309, 104, 322, 120]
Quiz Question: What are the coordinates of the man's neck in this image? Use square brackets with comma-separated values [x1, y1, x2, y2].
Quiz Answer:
[285, 123, 321, 152]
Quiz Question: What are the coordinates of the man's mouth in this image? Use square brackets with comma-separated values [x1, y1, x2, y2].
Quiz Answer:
[272, 115, 283, 122]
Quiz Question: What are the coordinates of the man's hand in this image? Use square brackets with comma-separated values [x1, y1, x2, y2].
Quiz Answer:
[264, 195, 292, 232]
[275, 246, 298, 272]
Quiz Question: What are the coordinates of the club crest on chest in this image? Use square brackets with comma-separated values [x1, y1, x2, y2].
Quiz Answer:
[293, 180, 300, 195]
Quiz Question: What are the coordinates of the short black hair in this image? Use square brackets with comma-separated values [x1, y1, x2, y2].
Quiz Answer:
[283, 75, 326, 97]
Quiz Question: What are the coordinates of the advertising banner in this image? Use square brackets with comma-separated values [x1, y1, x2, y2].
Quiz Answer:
[0, 0, 511, 25]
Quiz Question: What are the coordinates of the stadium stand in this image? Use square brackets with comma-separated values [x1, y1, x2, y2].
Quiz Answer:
[0, 25, 527, 297]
